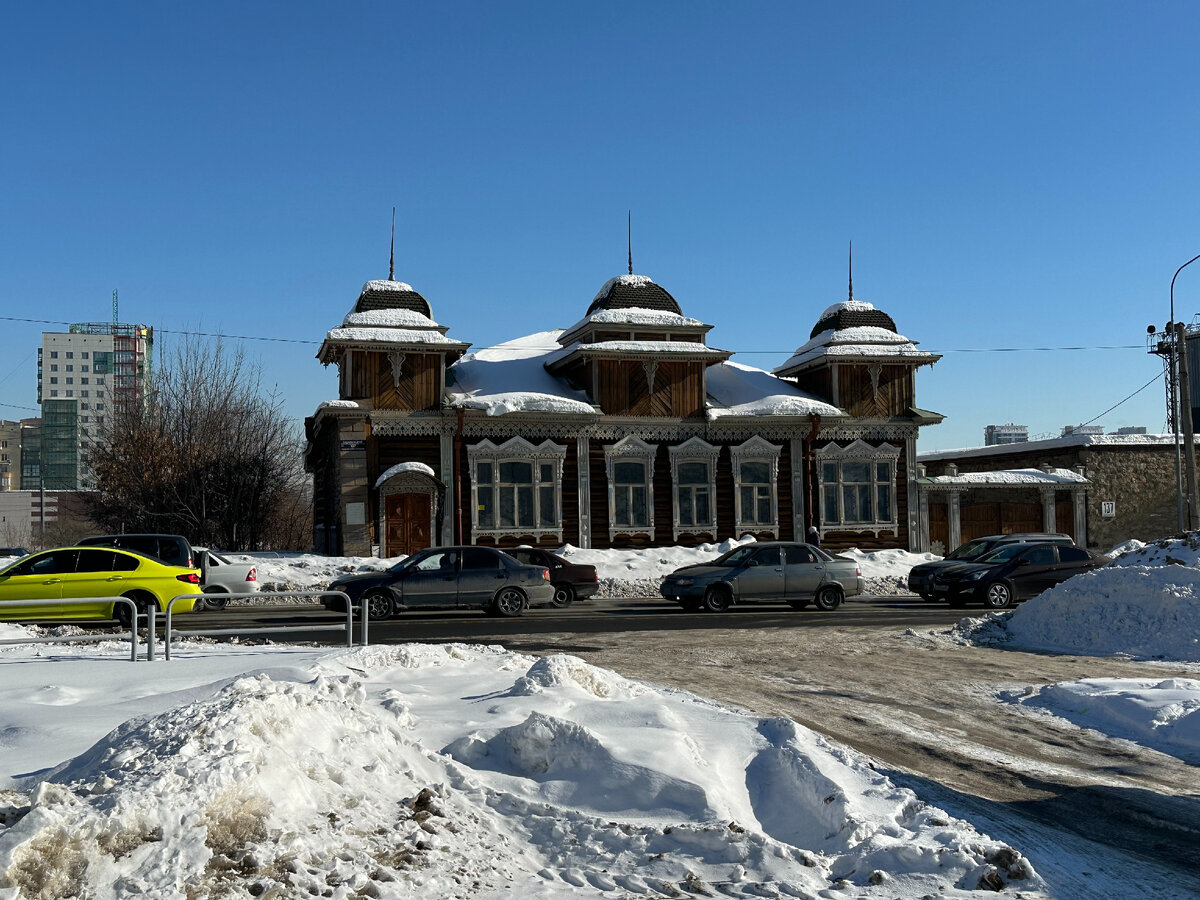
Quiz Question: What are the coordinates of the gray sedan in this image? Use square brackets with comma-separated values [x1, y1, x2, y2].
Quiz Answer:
[326, 545, 554, 620]
[660, 542, 863, 612]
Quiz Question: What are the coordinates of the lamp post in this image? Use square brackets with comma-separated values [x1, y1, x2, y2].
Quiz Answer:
[1171, 252, 1200, 532]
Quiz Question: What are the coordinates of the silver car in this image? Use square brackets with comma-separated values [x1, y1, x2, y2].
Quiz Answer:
[195, 548, 260, 610]
[660, 542, 863, 612]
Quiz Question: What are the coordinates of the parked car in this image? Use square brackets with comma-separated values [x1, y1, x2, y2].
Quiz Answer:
[501, 547, 599, 607]
[324, 545, 553, 620]
[78, 534, 195, 569]
[0, 547, 29, 559]
[194, 548, 259, 610]
[907, 533, 1075, 601]
[0, 546, 201, 625]
[930, 541, 1107, 609]
[660, 542, 863, 612]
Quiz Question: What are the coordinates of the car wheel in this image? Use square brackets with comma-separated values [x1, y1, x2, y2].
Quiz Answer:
[550, 583, 575, 608]
[493, 587, 527, 617]
[202, 591, 229, 611]
[114, 593, 152, 628]
[363, 589, 393, 621]
[786, 597, 809, 610]
[984, 581, 1015, 609]
[813, 585, 843, 611]
[702, 585, 731, 613]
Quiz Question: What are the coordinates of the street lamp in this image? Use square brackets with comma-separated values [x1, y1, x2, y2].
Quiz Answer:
[1171, 252, 1200, 532]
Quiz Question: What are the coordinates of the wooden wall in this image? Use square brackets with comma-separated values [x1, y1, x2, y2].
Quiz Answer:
[348, 352, 442, 411]
[836, 365, 914, 418]
[595, 360, 705, 417]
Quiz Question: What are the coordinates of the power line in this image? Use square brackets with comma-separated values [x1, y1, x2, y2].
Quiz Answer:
[1076, 370, 1165, 428]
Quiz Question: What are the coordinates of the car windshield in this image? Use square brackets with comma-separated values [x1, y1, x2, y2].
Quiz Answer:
[977, 544, 1031, 563]
[712, 546, 757, 566]
[946, 540, 997, 561]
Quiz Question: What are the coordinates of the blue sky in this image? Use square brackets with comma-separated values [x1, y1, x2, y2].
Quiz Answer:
[2, 2, 1197, 450]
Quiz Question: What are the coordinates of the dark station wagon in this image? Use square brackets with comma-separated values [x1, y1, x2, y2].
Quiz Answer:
[930, 541, 1108, 609]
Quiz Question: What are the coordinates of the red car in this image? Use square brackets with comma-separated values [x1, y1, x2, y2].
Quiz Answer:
[502, 547, 599, 607]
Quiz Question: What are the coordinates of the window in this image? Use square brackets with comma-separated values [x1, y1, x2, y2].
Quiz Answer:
[66, 365, 73, 372]
[462, 548, 502, 571]
[469, 438, 566, 540]
[668, 437, 718, 538]
[81, 377, 89, 385]
[66, 352, 73, 359]
[81, 352, 89, 359]
[816, 440, 899, 536]
[1059, 547, 1089, 563]
[96, 377, 105, 385]
[50, 351, 57, 359]
[50, 364, 58, 372]
[49, 377, 57, 384]
[82, 365, 89, 373]
[731, 436, 781, 536]
[50, 390, 58, 397]
[66, 378, 73, 385]
[605, 436, 655, 539]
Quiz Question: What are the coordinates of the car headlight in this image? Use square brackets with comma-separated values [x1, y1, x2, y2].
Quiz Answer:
[965, 570, 987, 581]
[675, 577, 693, 586]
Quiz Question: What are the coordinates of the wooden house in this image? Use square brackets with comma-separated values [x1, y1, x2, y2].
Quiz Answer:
[305, 273, 942, 556]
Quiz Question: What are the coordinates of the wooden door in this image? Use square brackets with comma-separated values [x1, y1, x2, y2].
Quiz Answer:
[385, 493, 432, 557]
[929, 500, 948, 553]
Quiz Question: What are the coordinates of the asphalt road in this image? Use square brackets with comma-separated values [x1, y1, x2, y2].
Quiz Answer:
[183, 594, 1200, 897]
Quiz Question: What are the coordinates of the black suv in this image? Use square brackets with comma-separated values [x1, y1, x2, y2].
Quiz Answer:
[908, 533, 1074, 601]
[77, 534, 195, 569]
[931, 541, 1107, 609]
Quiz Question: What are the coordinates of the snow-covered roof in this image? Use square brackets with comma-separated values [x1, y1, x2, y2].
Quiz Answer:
[919, 433, 1193, 462]
[591, 274, 655, 303]
[323, 326, 464, 345]
[342, 308, 439, 329]
[706, 361, 842, 419]
[774, 324, 939, 374]
[919, 467, 1088, 486]
[558, 306, 706, 343]
[447, 331, 598, 417]
[818, 299, 877, 319]
[317, 400, 360, 410]
[546, 340, 730, 369]
[375, 462, 437, 487]
[361, 279, 414, 294]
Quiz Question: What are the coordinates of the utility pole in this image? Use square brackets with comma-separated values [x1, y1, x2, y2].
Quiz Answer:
[1176, 322, 1198, 531]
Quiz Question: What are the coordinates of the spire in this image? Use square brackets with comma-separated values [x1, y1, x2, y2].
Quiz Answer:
[627, 210, 633, 275]
[848, 241, 853, 302]
[388, 207, 396, 281]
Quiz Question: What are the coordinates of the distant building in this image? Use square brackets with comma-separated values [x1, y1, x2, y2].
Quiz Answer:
[19, 418, 40, 490]
[983, 423, 1028, 445]
[1061, 424, 1104, 437]
[37, 322, 152, 489]
[1113, 426, 1147, 435]
[0, 420, 19, 491]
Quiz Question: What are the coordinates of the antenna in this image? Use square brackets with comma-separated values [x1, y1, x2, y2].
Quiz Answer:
[848, 242, 853, 302]
[627, 210, 633, 275]
[112, 288, 118, 333]
[389, 207, 396, 281]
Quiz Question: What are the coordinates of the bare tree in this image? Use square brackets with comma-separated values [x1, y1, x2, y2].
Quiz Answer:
[86, 339, 310, 551]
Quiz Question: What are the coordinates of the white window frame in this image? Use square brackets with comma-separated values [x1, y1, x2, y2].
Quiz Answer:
[668, 437, 718, 539]
[604, 436, 655, 540]
[815, 439, 900, 537]
[468, 437, 566, 540]
[731, 436, 781, 537]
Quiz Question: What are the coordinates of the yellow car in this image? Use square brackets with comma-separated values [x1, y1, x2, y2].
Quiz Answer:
[0, 546, 201, 625]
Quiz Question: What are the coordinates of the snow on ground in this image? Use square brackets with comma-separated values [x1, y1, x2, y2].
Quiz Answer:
[941, 533, 1200, 767]
[0, 639, 1043, 899]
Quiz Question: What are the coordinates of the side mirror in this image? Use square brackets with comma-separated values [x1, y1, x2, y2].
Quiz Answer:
[745, 559, 758, 567]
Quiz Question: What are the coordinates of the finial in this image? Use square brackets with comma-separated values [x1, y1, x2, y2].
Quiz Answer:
[628, 210, 633, 275]
[848, 241, 853, 302]
[389, 207, 396, 281]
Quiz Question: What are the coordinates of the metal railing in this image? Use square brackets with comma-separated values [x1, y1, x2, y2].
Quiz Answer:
[163, 590, 361, 660]
[0, 597, 146, 661]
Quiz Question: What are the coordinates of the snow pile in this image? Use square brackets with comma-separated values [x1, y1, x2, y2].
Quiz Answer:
[447, 332, 596, 417]
[342, 307, 438, 328]
[590, 273, 656, 302]
[1105, 532, 1200, 567]
[839, 547, 935, 595]
[1003, 566, 1200, 661]
[1002, 677, 1200, 765]
[706, 361, 841, 418]
[0, 643, 1042, 898]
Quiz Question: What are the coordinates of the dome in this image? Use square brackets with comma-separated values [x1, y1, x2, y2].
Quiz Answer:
[353, 279, 433, 320]
[809, 300, 897, 339]
[586, 274, 682, 316]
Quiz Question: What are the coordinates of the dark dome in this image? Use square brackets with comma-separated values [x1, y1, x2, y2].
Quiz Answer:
[809, 301, 897, 339]
[586, 274, 682, 316]
[353, 280, 433, 320]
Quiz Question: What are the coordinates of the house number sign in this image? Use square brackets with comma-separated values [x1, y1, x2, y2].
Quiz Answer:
[1101, 501, 1116, 518]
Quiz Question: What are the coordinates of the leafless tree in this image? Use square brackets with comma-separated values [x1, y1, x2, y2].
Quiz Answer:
[86, 339, 310, 551]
